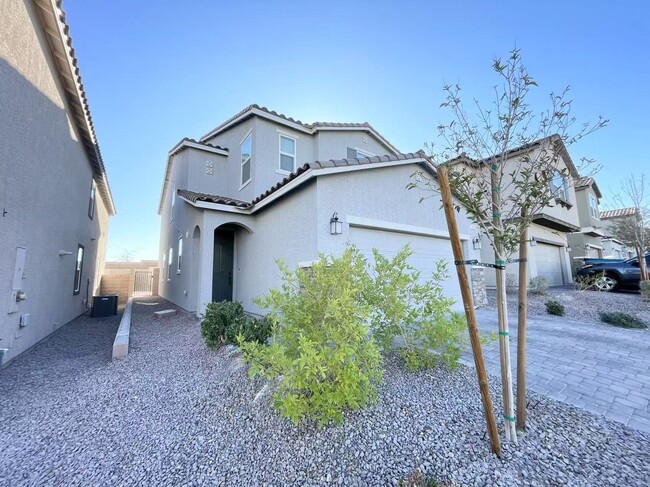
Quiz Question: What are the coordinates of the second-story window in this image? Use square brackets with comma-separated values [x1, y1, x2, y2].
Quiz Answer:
[167, 247, 173, 281]
[347, 147, 373, 159]
[589, 194, 599, 219]
[88, 183, 95, 220]
[279, 134, 296, 173]
[550, 171, 568, 202]
[241, 132, 252, 186]
[177, 237, 183, 274]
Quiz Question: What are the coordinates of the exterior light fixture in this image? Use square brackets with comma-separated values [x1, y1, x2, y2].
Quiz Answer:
[565, 246, 572, 253]
[472, 235, 482, 250]
[330, 212, 342, 235]
[529, 237, 537, 247]
[584, 244, 591, 251]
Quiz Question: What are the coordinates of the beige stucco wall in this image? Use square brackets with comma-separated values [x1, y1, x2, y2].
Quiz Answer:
[0, 0, 111, 365]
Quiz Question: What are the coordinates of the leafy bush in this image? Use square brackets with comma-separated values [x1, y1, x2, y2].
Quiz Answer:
[364, 245, 467, 370]
[528, 276, 549, 295]
[201, 301, 272, 348]
[599, 312, 648, 329]
[238, 247, 383, 427]
[545, 300, 565, 316]
[640, 280, 650, 301]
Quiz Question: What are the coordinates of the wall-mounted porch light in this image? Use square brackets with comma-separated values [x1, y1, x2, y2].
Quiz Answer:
[584, 243, 591, 251]
[565, 245, 572, 252]
[529, 237, 537, 247]
[472, 235, 482, 250]
[330, 212, 342, 235]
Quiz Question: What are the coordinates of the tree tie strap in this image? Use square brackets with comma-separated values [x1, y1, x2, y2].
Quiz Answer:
[503, 414, 516, 422]
[490, 164, 499, 171]
[498, 331, 510, 336]
[506, 258, 527, 263]
[454, 259, 506, 270]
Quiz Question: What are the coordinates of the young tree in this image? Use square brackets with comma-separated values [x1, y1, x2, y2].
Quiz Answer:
[608, 175, 650, 281]
[413, 48, 606, 439]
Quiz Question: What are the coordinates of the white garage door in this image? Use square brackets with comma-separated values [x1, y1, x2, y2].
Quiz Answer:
[348, 227, 464, 312]
[535, 243, 564, 286]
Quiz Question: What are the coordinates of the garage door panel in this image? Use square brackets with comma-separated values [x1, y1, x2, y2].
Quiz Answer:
[349, 227, 463, 312]
[535, 243, 564, 286]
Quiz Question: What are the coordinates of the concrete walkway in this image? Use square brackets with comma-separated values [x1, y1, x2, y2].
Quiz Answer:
[463, 309, 650, 433]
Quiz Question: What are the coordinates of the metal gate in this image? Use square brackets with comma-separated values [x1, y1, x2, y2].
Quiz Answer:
[134, 271, 153, 296]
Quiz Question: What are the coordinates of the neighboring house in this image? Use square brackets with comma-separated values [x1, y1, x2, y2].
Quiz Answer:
[600, 208, 639, 259]
[158, 105, 481, 316]
[450, 136, 581, 288]
[0, 0, 115, 365]
[567, 177, 606, 271]
[100, 261, 160, 305]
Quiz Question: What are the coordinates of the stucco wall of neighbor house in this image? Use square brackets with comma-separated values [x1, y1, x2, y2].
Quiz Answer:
[202, 118, 257, 201]
[0, 0, 109, 364]
[567, 232, 605, 274]
[314, 130, 394, 160]
[186, 148, 229, 199]
[197, 182, 318, 316]
[575, 187, 602, 230]
[481, 222, 573, 287]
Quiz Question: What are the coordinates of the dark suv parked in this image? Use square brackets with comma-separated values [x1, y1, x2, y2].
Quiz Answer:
[576, 254, 650, 291]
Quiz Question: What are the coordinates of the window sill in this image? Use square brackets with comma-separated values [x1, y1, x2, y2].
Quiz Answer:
[239, 179, 251, 191]
[554, 197, 573, 210]
[176, 271, 181, 275]
[276, 169, 292, 176]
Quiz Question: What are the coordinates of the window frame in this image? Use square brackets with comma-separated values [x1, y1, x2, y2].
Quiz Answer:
[73, 244, 84, 295]
[177, 237, 183, 274]
[550, 171, 569, 202]
[347, 147, 374, 159]
[88, 182, 95, 220]
[278, 134, 297, 174]
[240, 131, 252, 188]
[167, 247, 173, 282]
[588, 193, 600, 219]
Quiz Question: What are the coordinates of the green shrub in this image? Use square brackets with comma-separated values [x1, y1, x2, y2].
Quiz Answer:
[545, 300, 565, 316]
[599, 312, 648, 329]
[528, 276, 549, 295]
[201, 301, 272, 348]
[364, 245, 467, 370]
[640, 280, 650, 301]
[238, 247, 383, 427]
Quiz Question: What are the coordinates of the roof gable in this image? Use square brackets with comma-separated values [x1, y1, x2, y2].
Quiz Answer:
[199, 104, 400, 155]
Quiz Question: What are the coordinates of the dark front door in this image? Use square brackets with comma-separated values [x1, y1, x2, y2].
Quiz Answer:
[212, 229, 234, 302]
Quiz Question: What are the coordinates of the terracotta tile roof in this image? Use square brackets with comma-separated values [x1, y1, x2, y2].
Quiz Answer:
[199, 104, 400, 154]
[177, 189, 249, 208]
[574, 176, 602, 198]
[169, 137, 228, 157]
[34, 0, 115, 215]
[600, 208, 639, 219]
[178, 152, 428, 212]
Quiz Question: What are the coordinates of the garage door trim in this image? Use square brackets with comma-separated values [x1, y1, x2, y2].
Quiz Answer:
[346, 215, 469, 241]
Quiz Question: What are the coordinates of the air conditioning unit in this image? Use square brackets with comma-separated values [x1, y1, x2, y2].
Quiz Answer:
[91, 295, 118, 317]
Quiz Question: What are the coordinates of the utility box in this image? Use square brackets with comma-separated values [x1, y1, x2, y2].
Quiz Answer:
[91, 295, 118, 317]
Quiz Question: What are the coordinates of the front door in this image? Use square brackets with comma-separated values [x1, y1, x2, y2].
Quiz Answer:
[212, 229, 234, 302]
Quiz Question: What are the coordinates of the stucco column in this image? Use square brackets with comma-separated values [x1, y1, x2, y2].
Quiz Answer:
[198, 227, 214, 317]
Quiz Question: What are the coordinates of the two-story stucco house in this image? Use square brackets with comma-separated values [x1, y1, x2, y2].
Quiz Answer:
[1, 0, 115, 365]
[450, 136, 582, 288]
[158, 105, 481, 316]
[566, 177, 606, 271]
[599, 208, 638, 259]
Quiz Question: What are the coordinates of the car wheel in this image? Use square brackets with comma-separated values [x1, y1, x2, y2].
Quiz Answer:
[594, 275, 618, 292]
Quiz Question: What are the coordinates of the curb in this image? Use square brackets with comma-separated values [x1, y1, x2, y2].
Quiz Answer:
[112, 297, 133, 360]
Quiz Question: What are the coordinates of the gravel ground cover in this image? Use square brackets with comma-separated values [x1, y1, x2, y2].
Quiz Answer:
[1, 298, 649, 486]
[486, 287, 650, 324]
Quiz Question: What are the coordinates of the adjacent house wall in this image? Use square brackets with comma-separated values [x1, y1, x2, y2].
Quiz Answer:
[0, 0, 110, 364]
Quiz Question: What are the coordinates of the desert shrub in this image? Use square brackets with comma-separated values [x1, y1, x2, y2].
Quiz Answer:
[201, 301, 271, 348]
[364, 245, 467, 370]
[528, 276, 549, 295]
[640, 280, 650, 302]
[599, 312, 648, 329]
[398, 470, 441, 487]
[545, 300, 565, 316]
[238, 247, 382, 427]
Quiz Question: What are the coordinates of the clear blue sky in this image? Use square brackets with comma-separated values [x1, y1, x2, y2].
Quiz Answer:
[64, 0, 649, 261]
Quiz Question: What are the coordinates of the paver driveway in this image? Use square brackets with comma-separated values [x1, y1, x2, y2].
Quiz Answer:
[463, 309, 650, 433]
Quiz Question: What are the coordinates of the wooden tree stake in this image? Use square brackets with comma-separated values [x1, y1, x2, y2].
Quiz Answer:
[516, 221, 529, 431]
[437, 166, 502, 457]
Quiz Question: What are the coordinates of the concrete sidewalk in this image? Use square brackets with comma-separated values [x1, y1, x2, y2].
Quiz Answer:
[463, 309, 650, 433]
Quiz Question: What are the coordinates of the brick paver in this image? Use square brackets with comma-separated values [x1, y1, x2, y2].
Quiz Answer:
[463, 309, 650, 433]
